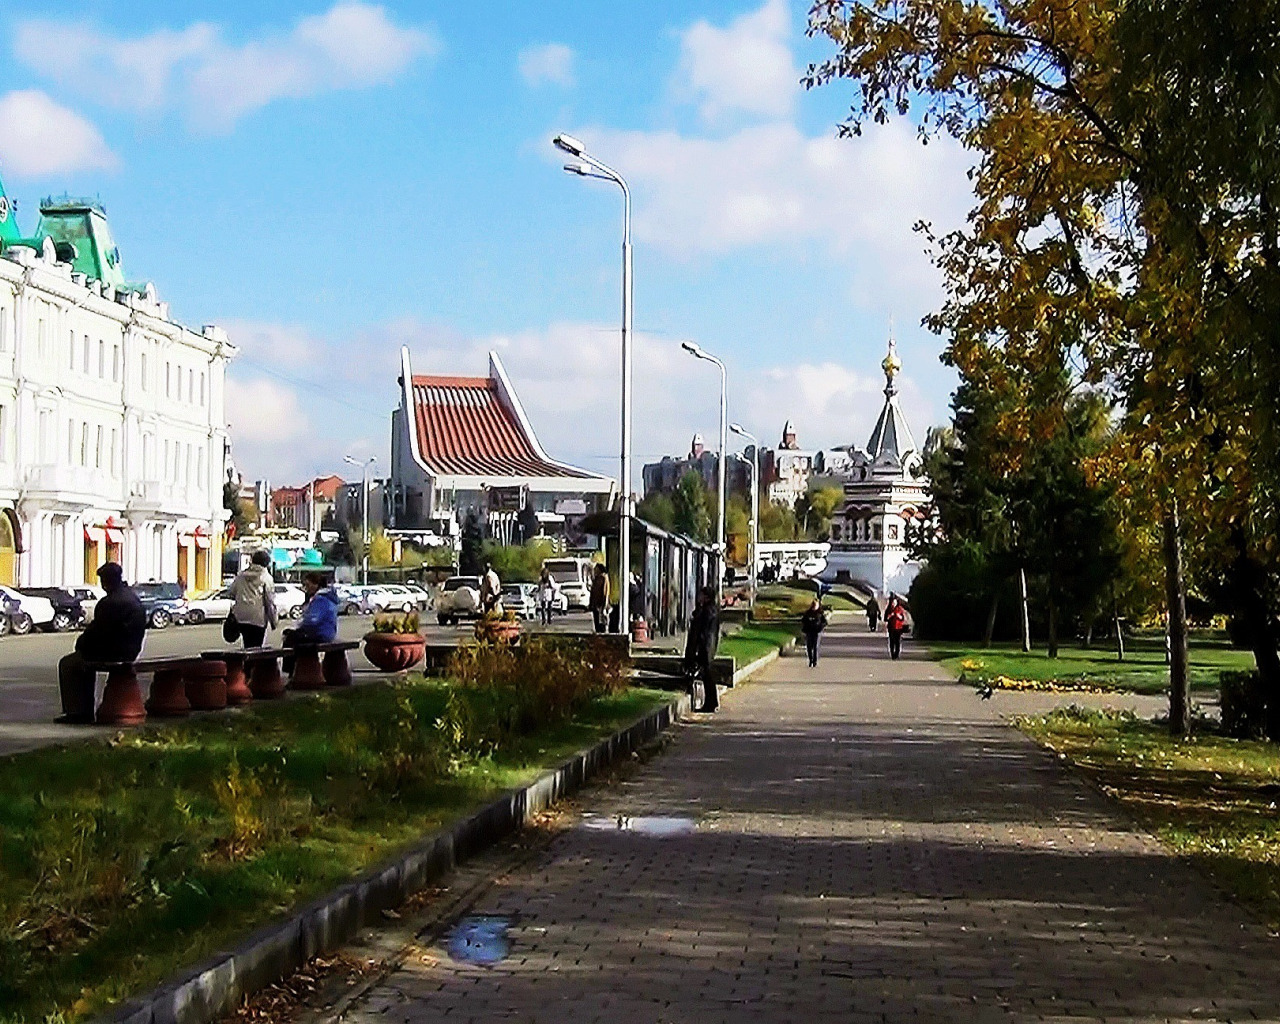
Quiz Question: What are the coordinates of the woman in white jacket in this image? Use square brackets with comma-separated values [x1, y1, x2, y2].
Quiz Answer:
[228, 549, 278, 647]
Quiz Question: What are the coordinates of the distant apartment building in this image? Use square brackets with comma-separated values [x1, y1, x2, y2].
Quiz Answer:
[269, 474, 344, 534]
[759, 421, 822, 509]
[642, 434, 749, 498]
[0, 180, 233, 591]
[335, 478, 388, 534]
[389, 348, 614, 541]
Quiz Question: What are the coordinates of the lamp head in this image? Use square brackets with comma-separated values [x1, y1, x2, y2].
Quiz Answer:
[681, 341, 700, 356]
[563, 162, 592, 176]
[553, 133, 586, 157]
[730, 422, 748, 436]
[343, 455, 358, 466]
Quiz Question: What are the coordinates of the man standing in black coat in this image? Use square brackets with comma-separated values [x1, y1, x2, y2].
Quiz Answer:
[684, 586, 720, 712]
[56, 562, 147, 723]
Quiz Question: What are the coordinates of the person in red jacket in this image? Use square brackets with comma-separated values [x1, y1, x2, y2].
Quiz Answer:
[884, 594, 909, 660]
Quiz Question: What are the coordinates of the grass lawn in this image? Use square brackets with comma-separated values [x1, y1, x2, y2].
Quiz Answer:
[0, 679, 671, 1024]
[1019, 707, 1280, 927]
[929, 633, 1254, 694]
[718, 623, 799, 668]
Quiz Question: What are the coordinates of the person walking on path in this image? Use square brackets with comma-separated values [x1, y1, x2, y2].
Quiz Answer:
[56, 562, 147, 723]
[589, 563, 611, 634]
[683, 585, 720, 712]
[536, 567, 559, 626]
[479, 561, 502, 614]
[801, 597, 830, 667]
[885, 594, 908, 660]
[866, 596, 880, 632]
[227, 549, 277, 648]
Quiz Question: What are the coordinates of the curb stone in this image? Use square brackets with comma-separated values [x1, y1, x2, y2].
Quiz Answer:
[731, 637, 795, 686]
[96, 692, 692, 1024]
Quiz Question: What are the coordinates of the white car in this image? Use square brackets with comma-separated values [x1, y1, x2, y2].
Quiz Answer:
[502, 583, 538, 620]
[185, 587, 234, 625]
[273, 583, 308, 619]
[376, 584, 420, 613]
[0, 585, 55, 635]
[436, 576, 482, 624]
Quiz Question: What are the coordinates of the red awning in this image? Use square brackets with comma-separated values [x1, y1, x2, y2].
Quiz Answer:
[105, 525, 125, 544]
[84, 525, 105, 545]
[193, 527, 211, 549]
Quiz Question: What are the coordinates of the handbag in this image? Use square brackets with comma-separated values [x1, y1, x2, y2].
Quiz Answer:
[222, 611, 241, 644]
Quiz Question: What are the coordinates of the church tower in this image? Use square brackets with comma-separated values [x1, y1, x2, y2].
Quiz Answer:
[823, 331, 930, 597]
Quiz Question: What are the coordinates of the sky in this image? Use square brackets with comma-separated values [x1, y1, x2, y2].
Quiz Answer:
[0, 0, 974, 486]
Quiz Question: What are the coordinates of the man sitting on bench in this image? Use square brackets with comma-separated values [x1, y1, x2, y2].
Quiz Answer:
[56, 562, 147, 723]
[282, 572, 339, 671]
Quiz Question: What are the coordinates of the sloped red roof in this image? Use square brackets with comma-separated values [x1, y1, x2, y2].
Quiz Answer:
[411, 374, 594, 478]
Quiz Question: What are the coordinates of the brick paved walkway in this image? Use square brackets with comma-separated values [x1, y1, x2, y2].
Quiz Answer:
[342, 623, 1280, 1023]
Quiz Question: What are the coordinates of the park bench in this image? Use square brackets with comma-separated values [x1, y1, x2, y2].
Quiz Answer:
[242, 647, 288, 700]
[85, 654, 229, 725]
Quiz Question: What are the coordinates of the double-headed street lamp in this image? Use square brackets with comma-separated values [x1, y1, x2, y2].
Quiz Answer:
[553, 132, 633, 633]
[730, 423, 759, 612]
[682, 341, 727, 602]
[343, 455, 377, 585]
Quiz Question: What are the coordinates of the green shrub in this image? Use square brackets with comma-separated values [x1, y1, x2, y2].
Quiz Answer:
[1220, 669, 1267, 739]
[440, 637, 627, 763]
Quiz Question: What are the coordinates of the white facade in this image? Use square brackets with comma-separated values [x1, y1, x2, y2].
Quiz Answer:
[0, 244, 234, 590]
[823, 336, 930, 598]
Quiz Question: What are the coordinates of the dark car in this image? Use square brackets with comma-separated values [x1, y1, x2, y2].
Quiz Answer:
[19, 587, 87, 632]
[132, 582, 189, 629]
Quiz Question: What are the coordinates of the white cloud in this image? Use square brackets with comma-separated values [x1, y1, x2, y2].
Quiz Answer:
[0, 90, 117, 178]
[582, 119, 972, 309]
[674, 0, 796, 122]
[225, 377, 309, 447]
[14, 3, 439, 132]
[519, 43, 574, 88]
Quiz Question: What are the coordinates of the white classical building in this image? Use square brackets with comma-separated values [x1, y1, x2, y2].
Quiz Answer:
[823, 336, 930, 597]
[0, 187, 234, 590]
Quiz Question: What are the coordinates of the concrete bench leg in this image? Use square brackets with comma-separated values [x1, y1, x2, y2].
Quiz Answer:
[322, 650, 352, 687]
[98, 666, 146, 726]
[186, 660, 228, 711]
[290, 649, 325, 691]
[223, 655, 253, 706]
[146, 667, 191, 717]
[249, 659, 286, 699]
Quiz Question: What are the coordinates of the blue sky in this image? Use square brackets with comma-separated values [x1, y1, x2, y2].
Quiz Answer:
[0, 0, 972, 484]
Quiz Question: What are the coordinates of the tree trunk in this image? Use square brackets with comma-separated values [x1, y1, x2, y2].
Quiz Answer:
[1047, 592, 1059, 659]
[1162, 501, 1190, 738]
[982, 590, 1000, 647]
[1221, 526, 1280, 738]
[1112, 582, 1124, 661]
[1083, 618, 1093, 648]
[1019, 567, 1032, 653]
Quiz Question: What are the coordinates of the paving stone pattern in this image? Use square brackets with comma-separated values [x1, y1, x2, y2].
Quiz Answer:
[343, 624, 1280, 1023]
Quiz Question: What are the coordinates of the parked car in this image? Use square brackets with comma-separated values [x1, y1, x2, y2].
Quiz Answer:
[66, 585, 103, 624]
[184, 587, 234, 625]
[333, 583, 367, 615]
[273, 583, 308, 619]
[403, 581, 434, 610]
[19, 587, 87, 632]
[0, 585, 56, 634]
[133, 581, 189, 629]
[436, 576, 482, 625]
[377, 584, 420, 613]
[501, 583, 538, 620]
[542, 557, 595, 610]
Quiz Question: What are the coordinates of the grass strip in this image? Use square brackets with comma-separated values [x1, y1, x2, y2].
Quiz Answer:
[0, 679, 670, 1024]
[930, 633, 1252, 694]
[1018, 706, 1280, 927]
[717, 623, 799, 669]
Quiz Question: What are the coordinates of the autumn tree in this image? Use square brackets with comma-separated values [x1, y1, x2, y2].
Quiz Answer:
[672, 471, 712, 543]
[806, 0, 1280, 735]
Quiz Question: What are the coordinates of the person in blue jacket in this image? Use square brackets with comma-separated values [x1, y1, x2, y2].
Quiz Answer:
[282, 572, 339, 670]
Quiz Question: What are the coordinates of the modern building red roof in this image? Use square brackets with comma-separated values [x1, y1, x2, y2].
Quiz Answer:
[411, 374, 596, 479]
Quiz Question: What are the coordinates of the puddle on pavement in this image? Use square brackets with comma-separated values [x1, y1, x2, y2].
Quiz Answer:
[446, 915, 512, 965]
[580, 813, 696, 836]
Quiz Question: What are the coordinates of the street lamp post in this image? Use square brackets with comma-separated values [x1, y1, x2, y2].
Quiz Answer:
[681, 342, 727, 603]
[344, 455, 377, 585]
[730, 424, 759, 613]
[553, 133, 633, 633]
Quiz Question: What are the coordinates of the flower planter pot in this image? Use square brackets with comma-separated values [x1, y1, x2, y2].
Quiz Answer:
[363, 632, 425, 673]
[474, 619, 523, 644]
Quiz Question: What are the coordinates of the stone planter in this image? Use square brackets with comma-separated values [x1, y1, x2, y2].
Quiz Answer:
[474, 619, 522, 644]
[363, 632, 425, 673]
